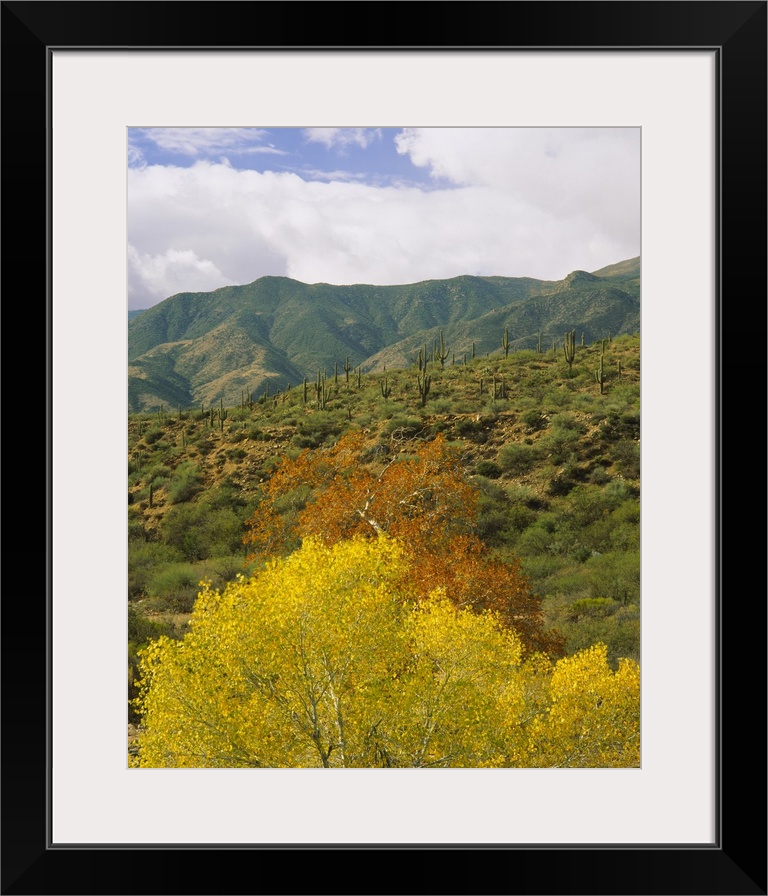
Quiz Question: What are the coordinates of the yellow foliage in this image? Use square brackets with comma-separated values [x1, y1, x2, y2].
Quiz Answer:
[521, 643, 640, 768]
[134, 539, 640, 768]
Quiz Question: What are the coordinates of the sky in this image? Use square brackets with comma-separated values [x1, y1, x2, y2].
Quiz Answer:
[127, 127, 640, 310]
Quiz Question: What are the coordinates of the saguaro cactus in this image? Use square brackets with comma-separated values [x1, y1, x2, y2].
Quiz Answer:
[563, 330, 576, 371]
[379, 371, 391, 400]
[417, 372, 431, 407]
[316, 373, 332, 409]
[595, 343, 606, 394]
[435, 330, 449, 369]
[502, 326, 511, 359]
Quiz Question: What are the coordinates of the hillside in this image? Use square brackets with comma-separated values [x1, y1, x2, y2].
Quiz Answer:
[128, 332, 641, 728]
[128, 258, 640, 412]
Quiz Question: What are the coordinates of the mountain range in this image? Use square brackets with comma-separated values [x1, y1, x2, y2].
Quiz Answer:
[128, 256, 639, 413]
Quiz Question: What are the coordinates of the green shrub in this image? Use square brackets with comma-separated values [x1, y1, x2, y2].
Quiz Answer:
[128, 605, 173, 644]
[454, 416, 484, 437]
[569, 597, 618, 619]
[146, 562, 203, 613]
[167, 461, 203, 504]
[585, 550, 640, 606]
[547, 475, 575, 497]
[497, 443, 538, 475]
[292, 416, 344, 449]
[611, 439, 640, 479]
[474, 460, 502, 479]
[521, 409, 546, 432]
[159, 503, 246, 562]
[381, 417, 426, 439]
[128, 540, 184, 599]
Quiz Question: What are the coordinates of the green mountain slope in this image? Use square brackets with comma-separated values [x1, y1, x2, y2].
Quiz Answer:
[128, 259, 640, 412]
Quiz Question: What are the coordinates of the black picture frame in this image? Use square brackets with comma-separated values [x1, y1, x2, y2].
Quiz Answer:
[2, 2, 765, 894]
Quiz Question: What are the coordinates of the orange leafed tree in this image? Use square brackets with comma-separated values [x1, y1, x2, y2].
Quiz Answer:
[244, 432, 564, 657]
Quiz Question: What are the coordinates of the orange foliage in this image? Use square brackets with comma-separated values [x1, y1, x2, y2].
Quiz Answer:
[244, 432, 564, 657]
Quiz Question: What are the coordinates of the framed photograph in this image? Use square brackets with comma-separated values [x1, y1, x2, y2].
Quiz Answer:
[4, 2, 765, 893]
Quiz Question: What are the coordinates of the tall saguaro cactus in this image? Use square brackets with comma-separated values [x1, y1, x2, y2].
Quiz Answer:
[417, 372, 432, 407]
[502, 326, 511, 359]
[315, 372, 332, 409]
[435, 330, 449, 369]
[595, 343, 606, 394]
[563, 330, 576, 371]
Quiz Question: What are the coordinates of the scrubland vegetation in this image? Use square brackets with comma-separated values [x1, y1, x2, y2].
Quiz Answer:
[129, 333, 640, 767]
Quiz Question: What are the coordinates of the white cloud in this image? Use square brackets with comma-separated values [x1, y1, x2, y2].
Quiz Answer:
[127, 141, 145, 169]
[128, 129, 640, 307]
[395, 127, 640, 247]
[133, 127, 271, 157]
[128, 245, 237, 308]
[304, 128, 382, 151]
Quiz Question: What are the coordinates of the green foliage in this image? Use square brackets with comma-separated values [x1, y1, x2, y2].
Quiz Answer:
[159, 502, 246, 562]
[454, 416, 488, 443]
[128, 540, 184, 600]
[474, 460, 502, 479]
[584, 550, 640, 606]
[521, 409, 546, 432]
[292, 414, 345, 449]
[145, 562, 203, 613]
[538, 415, 585, 464]
[382, 416, 426, 439]
[498, 443, 538, 475]
[143, 427, 165, 445]
[569, 597, 618, 619]
[610, 439, 641, 479]
[167, 461, 203, 504]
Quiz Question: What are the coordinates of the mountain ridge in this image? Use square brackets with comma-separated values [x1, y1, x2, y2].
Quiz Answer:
[128, 257, 640, 412]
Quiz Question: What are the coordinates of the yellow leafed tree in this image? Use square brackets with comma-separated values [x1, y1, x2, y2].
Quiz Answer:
[521, 643, 641, 768]
[133, 537, 639, 768]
